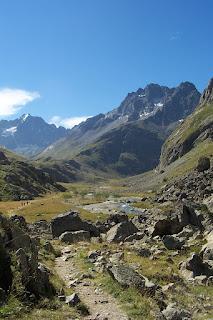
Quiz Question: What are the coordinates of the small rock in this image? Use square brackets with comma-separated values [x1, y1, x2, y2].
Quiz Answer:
[162, 303, 191, 319]
[162, 283, 175, 293]
[88, 250, 101, 262]
[162, 235, 185, 250]
[136, 247, 152, 257]
[58, 295, 66, 301]
[109, 252, 124, 263]
[194, 275, 207, 285]
[206, 276, 213, 286]
[66, 293, 80, 306]
[196, 157, 210, 172]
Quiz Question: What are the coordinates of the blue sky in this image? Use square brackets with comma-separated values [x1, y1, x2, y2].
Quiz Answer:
[0, 0, 212, 127]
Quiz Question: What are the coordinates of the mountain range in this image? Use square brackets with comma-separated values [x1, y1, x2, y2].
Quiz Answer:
[121, 77, 213, 193]
[0, 78, 212, 198]
[38, 81, 200, 178]
[0, 114, 70, 157]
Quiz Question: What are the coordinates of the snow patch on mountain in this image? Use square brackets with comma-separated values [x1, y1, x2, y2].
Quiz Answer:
[154, 102, 164, 107]
[2, 126, 17, 136]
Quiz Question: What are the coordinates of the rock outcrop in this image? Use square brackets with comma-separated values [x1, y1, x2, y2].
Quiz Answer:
[179, 253, 213, 279]
[200, 78, 213, 104]
[151, 216, 183, 237]
[106, 221, 139, 242]
[108, 264, 159, 296]
[0, 214, 55, 303]
[50, 211, 99, 238]
[158, 167, 213, 202]
[0, 151, 10, 164]
[160, 77, 213, 168]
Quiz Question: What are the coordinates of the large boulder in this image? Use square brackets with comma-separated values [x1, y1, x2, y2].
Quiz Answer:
[152, 216, 182, 237]
[10, 223, 33, 252]
[106, 221, 138, 243]
[179, 253, 213, 279]
[16, 247, 54, 298]
[50, 211, 99, 238]
[36, 263, 54, 297]
[108, 264, 158, 296]
[1, 214, 37, 253]
[0, 214, 55, 302]
[196, 157, 210, 172]
[59, 230, 90, 243]
[180, 202, 203, 230]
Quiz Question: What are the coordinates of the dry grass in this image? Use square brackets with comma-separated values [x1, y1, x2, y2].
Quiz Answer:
[20, 306, 79, 320]
[0, 182, 119, 223]
[0, 194, 71, 223]
[0, 180, 143, 223]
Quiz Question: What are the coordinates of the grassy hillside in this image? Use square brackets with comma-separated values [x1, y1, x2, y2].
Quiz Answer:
[123, 137, 213, 194]
[0, 147, 65, 200]
[160, 102, 213, 167]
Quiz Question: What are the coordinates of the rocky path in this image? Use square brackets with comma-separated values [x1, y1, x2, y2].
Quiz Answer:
[55, 246, 128, 320]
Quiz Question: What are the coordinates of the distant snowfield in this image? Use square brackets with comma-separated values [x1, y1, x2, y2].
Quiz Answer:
[154, 102, 164, 107]
[2, 126, 17, 136]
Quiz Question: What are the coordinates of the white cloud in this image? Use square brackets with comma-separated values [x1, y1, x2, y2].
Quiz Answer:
[0, 88, 40, 117]
[49, 115, 91, 129]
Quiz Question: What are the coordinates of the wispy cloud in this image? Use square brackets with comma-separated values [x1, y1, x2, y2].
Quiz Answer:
[170, 32, 181, 41]
[49, 115, 91, 129]
[0, 88, 40, 117]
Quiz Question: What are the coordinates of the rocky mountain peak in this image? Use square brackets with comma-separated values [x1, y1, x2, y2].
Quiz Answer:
[178, 81, 197, 89]
[0, 114, 70, 157]
[38, 80, 201, 164]
[143, 83, 169, 99]
[200, 77, 213, 104]
[20, 113, 31, 122]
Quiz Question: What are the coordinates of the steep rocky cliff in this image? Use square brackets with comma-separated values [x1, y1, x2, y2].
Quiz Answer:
[160, 78, 213, 167]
